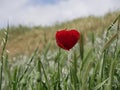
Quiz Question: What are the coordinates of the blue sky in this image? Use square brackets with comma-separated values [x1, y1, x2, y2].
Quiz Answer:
[0, 0, 120, 28]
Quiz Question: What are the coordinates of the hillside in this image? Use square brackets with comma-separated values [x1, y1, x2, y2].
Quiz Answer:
[0, 11, 120, 57]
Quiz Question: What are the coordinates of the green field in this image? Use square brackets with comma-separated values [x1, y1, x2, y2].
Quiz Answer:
[0, 11, 120, 90]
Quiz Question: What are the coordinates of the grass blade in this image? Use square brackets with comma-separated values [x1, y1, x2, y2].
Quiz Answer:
[94, 78, 109, 90]
[0, 25, 9, 90]
[18, 47, 38, 83]
[102, 33, 118, 52]
[79, 33, 84, 60]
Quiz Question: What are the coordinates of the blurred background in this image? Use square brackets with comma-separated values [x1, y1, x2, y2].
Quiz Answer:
[0, 0, 120, 28]
[0, 0, 120, 57]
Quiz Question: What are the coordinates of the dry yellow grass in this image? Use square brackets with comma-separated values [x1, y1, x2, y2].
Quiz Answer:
[0, 11, 119, 57]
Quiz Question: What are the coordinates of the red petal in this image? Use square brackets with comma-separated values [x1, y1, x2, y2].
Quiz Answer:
[55, 29, 80, 50]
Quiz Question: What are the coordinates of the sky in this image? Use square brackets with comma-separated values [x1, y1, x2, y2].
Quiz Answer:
[0, 0, 120, 28]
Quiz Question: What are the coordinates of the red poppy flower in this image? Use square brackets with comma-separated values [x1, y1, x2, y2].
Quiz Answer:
[55, 29, 80, 50]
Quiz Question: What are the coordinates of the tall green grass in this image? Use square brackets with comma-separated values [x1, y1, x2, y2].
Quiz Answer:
[0, 15, 120, 90]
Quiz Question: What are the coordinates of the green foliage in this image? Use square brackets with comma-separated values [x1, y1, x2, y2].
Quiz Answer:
[0, 13, 120, 90]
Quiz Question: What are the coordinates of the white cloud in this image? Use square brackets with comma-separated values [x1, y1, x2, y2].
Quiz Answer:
[0, 0, 120, 28]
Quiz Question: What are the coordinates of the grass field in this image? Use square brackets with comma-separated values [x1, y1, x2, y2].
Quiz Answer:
[0, 11, 120, 90]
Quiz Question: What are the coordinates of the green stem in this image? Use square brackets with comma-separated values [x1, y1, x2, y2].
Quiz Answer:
[58, 58, 61, 90]
[57, 48, 61, 90]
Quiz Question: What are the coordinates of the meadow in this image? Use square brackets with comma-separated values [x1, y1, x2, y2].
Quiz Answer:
[0, 11, 120, 90]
